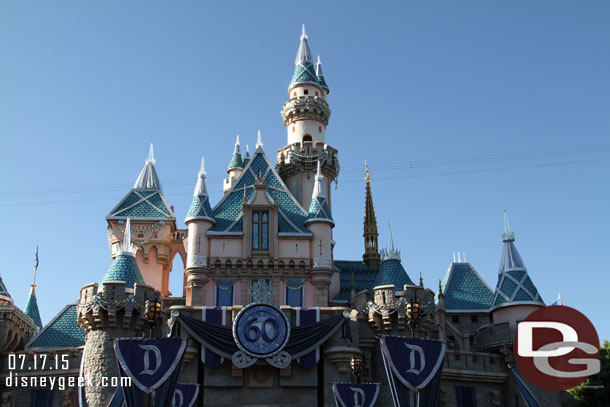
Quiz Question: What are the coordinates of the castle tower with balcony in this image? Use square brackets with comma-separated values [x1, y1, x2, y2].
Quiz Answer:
[277, 25, 340, 212]
[77, 218, 161, 406]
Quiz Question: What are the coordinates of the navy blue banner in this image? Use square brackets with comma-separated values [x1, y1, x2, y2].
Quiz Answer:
[170, 384, 199, 407]
[296, 307, 320, 369]
[380, 336, 445, 407]
[115, 338, 187, 393]
[332, 383, 380, 407]
[380, 336, 445, 391]
[201, 307, 226, 369]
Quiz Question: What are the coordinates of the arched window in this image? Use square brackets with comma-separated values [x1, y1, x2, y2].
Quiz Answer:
[303, 134, 313, 143]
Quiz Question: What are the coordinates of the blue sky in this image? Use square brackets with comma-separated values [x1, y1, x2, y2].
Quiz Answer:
[1, 2, 608, 340]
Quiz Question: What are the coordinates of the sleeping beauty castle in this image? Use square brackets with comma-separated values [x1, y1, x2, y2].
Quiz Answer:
[0, 27, 575, 407]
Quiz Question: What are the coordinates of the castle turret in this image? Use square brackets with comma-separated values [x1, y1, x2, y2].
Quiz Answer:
[24, 247, 42, 328]
[224, 135, 244, 194]
[277, 25, 339, 211]
[78, 217, 159, 405]
[106, 144, 180, 297]
[373, 224, 414, 289]
[0, 274, 38, 353]
[305, 161, 335, 306]
[243, 144, 251, 167]
[363, 163, 380, 268]
[490, 212, 544, 329]
[184, 157, 215, 306]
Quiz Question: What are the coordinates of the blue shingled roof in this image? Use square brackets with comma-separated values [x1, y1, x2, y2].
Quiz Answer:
[291, 62, 320, 87]
[24, 294, 43, 328]
[374, 259, 415, 289]
[102, 254, 145, 289]
[211, 151, 309, 234]
[491, 239, 544, 310]
[186, 194, 214, 222]
[306, 196, 333, 224]
[228, 153, 243, 170]
[333, 261, 378, 302]
[107, 189, 174, 220]
[440, 263, 494, 311]
[28, 303, 85, 349]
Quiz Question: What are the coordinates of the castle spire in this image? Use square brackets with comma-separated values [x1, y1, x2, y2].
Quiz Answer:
[305, 161, 334, 225]
[24, 246, 42, 328]
[316, 55, 329, 92]
[491, 212, 544, 310]
[227, 135, 243, 171]
[243, 145, 251, 167]
[133, 143, 162, 191]
[256, 129, 264, 151]
[363, 161, 380, 268]
[103, 217, 145, 289]
[290, 25, 320, 89]
[186, 157, 215, 223]
[381, 223, 401, 261]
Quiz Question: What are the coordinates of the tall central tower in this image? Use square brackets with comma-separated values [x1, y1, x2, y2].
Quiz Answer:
[277, 25, 340, 211]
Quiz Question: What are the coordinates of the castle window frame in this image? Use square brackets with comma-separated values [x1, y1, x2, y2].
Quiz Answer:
[215, 278, 235, 307]
[252, 210, 269, 252]
[284, 279, 304, 307]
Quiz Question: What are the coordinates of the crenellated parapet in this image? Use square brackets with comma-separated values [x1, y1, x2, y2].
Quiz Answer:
[366, 283, 437, 336]
[281, 95, 331, 127]
[0, 303, 38, 353]
[276, 143, 340, 182]
[77, 281, 160, 333]
[77, 281, 161, 406]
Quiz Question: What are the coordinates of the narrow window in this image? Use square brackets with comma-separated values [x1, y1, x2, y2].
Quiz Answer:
[285, 279, 304, 307]
[215, 279, 234, 306]
[292, 92, 296, 97]
[315, 91, 319, 97]
[252, 211, 269, 251]
[318, 126, 322, 132]
[304, 89, 309, 95]
[292, 126, 295, 133]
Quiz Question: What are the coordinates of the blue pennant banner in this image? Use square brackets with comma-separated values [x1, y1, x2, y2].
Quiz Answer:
[201, 307, 226, 369]
[170, 384, 199, 407]
[332, 383, 380, 407]
[380, 336, 445, 407]
[296, 307, 320, 369]
[115, 338, 187, 393]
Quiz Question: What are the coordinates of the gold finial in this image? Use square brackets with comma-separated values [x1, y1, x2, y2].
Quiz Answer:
[365, 160, 371, 183]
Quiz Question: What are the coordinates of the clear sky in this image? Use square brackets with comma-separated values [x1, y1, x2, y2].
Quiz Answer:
[1, 2, 608, 341]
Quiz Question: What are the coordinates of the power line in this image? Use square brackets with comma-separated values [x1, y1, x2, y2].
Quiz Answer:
[1, 145, 608, 204]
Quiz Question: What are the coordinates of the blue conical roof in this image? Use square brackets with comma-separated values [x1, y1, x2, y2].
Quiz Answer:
[24, 290, 42, 328]
[373, 259, 414, 288]
[491, 215, 544, 310]
[290, 26, 321, 89]
[186, 157, 215, 223]
[107, 144, 175, 221]
[305, 162, 334, 225]
[228, 135, 244, 170]
[316, 56, 329, 92]
[374, 225, 414, 288]
[102, 254, 145, 290]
